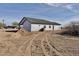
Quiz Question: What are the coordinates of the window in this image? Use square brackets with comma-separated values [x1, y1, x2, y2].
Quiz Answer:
[49, 25, 51, 28]
[44, 25, 46, 28]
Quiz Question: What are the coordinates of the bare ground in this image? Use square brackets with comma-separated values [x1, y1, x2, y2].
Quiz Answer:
[0, 29, 79, 56]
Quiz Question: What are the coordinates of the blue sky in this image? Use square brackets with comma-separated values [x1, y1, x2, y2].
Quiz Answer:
[0, 3, 79, 25]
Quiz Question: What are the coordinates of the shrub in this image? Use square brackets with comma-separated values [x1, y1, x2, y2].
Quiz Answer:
[61, 21, 79, 36]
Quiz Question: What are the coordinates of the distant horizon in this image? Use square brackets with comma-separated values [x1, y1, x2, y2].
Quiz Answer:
[0, 3, 79, 26]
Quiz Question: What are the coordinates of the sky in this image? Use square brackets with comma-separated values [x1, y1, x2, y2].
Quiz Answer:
[0, 3, 79, 26]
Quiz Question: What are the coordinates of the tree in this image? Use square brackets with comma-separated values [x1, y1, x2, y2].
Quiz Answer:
[12, 21, 19, 26]
[12, 21, 19, 29]
[0, 22, 5, 29]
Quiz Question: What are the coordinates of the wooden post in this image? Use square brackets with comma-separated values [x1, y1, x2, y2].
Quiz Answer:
[61, 26, 62, 30]
[52, 25, 54, 31]
[18, 24, 21, 30]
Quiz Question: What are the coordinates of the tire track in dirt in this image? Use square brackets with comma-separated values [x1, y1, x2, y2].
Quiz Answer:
[45, 33, 62, 56]
[24, 33, 43, 56]
[41, 38, 52, 56]
[46, 32, 72, 56]
[41, 38, 50, 56]
[17, 33, 39, 55]
[40, 32, 62, 56]
[18, 32, 66, 56]
[30, 32, 45, 56]
[26, 32, 62, 56]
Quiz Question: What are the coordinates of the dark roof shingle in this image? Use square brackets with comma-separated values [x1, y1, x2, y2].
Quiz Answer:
[19, 17, 61, 25]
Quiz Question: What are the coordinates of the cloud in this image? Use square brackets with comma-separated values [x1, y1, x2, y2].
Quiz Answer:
[45, 3, 62, 7]
[63, 4, 73, 10]
[67, 16, 79, 22]
[62, 15, 79, 26]
[45, 3, 78, 13]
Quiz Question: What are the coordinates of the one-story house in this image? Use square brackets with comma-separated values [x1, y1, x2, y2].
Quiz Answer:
[19, 17, 61, 32]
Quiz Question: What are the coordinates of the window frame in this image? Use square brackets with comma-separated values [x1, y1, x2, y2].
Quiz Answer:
[44, 25, 46, 28]
[49, 25, 51, 28]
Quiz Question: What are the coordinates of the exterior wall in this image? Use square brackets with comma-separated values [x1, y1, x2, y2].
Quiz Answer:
[31, 24, 53, 31]
[54, 25, 61, 30]
[22, 22, 61, 32]
[23, 20, 31, 32]
[44, 25, 53, 30]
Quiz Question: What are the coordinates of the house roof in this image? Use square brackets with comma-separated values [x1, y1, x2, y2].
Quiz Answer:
[19, 17, 61, 25]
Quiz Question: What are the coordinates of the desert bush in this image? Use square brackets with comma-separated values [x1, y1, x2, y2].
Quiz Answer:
[0, 22, 6, 29]
[61, 21, 79, 36]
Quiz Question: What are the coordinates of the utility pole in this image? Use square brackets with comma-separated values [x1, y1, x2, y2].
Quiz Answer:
[2, 19, 4, 27]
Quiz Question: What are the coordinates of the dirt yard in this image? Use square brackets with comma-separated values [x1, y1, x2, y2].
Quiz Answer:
[0, 29, 79, 56]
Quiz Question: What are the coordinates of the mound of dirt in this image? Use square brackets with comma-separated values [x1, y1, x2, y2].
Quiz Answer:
[17, 29, 29, 35]
[11, 29, 34, 39]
